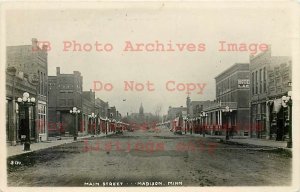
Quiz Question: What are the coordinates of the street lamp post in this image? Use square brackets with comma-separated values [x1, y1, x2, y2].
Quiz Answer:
[112, 119, 116, 133]
[190, 118, 193, 135]
[70, 107, 80, 141]
[282, 91, 292, 148]
[88, 113, 97, 136]
[196, 117, 200, 134]
[105, 117, 108, 135]
[17, 92, 36, 151]
[200, 111, 208, 137]
[186, 115, 190, 134]
[183, 117, 187, 134]
[222, 106, 233, 141]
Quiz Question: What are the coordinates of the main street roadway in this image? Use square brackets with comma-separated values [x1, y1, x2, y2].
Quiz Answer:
[7, 127, 291, 186]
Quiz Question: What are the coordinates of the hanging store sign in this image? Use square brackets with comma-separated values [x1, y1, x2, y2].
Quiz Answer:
[237, 79, 250, 88]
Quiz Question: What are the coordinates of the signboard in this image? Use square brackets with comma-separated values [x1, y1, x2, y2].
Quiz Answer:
[238, 79, 250, 88]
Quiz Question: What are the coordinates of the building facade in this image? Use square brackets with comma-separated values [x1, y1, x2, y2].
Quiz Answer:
[95, 98, 109, 118]
[250, 49, 292, 140]
[6, 38, 48, 143]
[186, 97, 214, 134]
[203, 63, 250, 136]
[6, 68, 37, 145]
[167, 106, 187, 121]
[82, 90, 95, 134]
[48, 67, 83, 136]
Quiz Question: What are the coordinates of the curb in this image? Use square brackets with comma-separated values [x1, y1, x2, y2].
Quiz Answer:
[218, 139, 292, 157]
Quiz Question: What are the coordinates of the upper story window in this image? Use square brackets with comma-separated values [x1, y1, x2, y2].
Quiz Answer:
[263, 67, 266, 93]
[255, 71, 258, 94]
[251, 72, 254, 94]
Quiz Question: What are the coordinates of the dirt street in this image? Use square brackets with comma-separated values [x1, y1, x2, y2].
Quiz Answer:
[7, 128, 291, 186]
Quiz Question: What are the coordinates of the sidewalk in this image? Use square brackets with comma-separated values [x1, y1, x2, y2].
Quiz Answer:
[188, 133, 291, 150]
[7, 133, 114, 158]
[226, 137, 288, 149]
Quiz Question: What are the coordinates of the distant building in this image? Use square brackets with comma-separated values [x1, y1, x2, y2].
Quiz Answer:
[82, 90, 95, 134]
[130, 103, 157, 125]
[186, 97, 214, 134]
[6, 38, 48, 143]
[187, 98, 214, 119]
[108, 106, 117, 119]
[139, 103, 144, 120]
[167, 106, 187, 120]
[48, 67, 83, 136]
[249, 49, 292, 140]
[95, 98, 109, 118]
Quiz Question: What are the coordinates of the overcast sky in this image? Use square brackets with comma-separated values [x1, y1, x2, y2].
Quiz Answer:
[5, 2, 292, 116]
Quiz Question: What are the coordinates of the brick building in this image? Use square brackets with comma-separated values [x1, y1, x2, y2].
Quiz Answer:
[82, 90, 95, 134]
[6, 67, 37, 144]
[186, 97, 214, 134]
[95, 98, 109, 118]
[249, 49, 292, 140]
[167, 106, 187, 120]
[48, 67, 83, 136]
[6, 38, 48, 143]
[203, 63, 250, 136]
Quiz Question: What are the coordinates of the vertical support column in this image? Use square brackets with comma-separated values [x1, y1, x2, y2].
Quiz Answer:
[209, 112, 212, 135]
[10, 75, 17, 145]
[265, 102, 270, 140]
[56, 111, 61, 136]
[217, 110, 219, 133]
[106, 120, 108, 135]
[74, 113, 78, 141]
[220, 110, 222, 135]
[287, 103, 292, 148]
[33, 103, 38, 143]
[24, 105, 31, 150]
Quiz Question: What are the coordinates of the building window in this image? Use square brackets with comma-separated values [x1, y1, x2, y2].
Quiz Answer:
[251, 72, 254, 94]
[263, 67, 266, 93]
[257, 103, 261, 116]
[43, 73, 46, 96]
[255, 71, 258, 94]
[259, 69, 262, 94]
[227, 78, 230, 90]
[38, 104, 46, 134]
[38, 70, 40, 94]
[42, 72, 45, 96]
[40, 71, 43, 96]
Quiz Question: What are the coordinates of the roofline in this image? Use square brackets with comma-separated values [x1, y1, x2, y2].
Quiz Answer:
[215, 63, 249, 80]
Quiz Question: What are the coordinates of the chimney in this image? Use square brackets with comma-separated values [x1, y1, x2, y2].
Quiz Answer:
[56, 67, 60, 75]
[31, 38, 39, 52]
[32, 38, 38, 47]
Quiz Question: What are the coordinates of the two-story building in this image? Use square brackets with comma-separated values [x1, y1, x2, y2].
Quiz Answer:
[250, 48, 292, 140]
[6, 38, 48, 143]
[203, 63, 250, 136]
